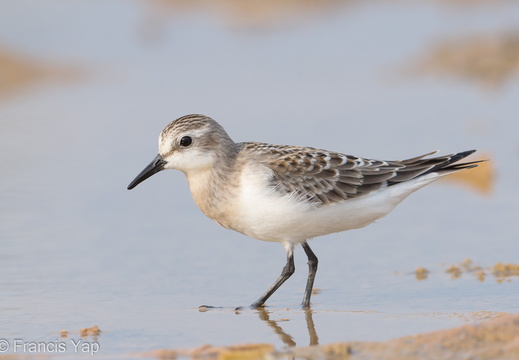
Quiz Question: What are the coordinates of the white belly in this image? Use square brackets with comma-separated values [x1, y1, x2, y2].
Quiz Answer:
[228, 167, 443, 245]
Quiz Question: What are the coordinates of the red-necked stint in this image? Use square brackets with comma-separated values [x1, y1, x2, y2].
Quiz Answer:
[128, 114, 481, 309]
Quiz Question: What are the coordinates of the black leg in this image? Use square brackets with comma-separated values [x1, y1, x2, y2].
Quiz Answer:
[250, 250, 295, 308]
[301, 242, 318, 309]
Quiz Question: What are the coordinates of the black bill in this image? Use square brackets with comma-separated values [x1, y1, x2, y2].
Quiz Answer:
[127, 154, 166, 190]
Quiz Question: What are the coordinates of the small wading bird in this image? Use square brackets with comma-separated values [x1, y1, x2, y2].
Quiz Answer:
[128, 114, 480, 309]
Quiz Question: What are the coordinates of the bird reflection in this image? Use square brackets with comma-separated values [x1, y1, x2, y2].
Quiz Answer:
[256, 308, 319, 347]
[200, 305, 319, 347]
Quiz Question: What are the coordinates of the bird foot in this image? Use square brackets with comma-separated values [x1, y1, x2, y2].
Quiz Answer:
[198, 305, 224, 312]
[235, 304, 266, 311]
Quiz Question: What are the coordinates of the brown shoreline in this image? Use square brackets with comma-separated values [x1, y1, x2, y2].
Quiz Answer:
[144, 313, 519, 359]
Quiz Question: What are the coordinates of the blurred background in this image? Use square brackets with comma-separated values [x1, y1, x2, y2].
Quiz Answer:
[1, 0, 518, 357]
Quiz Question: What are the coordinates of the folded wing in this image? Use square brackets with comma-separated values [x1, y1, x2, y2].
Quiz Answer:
[245, 143, 479, 206]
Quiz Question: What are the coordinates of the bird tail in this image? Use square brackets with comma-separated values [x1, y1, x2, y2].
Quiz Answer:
[387, 149, 483, 185]
[424, 150, 484, 176]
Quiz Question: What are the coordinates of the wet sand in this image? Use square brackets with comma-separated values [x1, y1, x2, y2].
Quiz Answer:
[144, 313, 519, 359]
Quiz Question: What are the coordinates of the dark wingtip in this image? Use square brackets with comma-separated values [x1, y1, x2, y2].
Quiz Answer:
[434, 149, 486, 173]
[446, 159, 486, 171]
[450, 149, 476, 162]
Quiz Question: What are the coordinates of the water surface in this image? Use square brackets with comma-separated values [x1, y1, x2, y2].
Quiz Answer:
[1, 0, 518, 357]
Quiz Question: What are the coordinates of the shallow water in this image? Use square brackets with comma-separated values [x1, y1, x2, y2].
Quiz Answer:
[1, 0, 519, 358]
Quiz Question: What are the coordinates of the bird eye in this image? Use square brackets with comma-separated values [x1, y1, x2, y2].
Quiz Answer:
[180, 136, 192, 147]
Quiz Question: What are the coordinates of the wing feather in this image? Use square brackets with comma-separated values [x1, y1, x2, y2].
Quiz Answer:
[241, 143, 477, 207]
